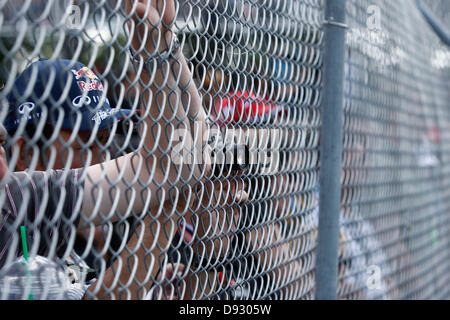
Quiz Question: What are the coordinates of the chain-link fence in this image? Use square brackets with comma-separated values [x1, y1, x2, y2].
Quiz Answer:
[0, 0, 448, 300]
[340, 0, 450, 299]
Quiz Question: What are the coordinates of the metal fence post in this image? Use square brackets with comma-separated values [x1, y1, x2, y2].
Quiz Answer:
[315, 0, 347, 300]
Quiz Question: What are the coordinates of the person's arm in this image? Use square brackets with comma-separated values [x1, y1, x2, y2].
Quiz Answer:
[85, 207, 174, 299]
[182, 178, 248, 299]
[80, 0, 207, 299]
[81, 0, 210, 227]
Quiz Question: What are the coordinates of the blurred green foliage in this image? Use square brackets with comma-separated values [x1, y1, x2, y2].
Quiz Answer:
[0, 30, 129, 87]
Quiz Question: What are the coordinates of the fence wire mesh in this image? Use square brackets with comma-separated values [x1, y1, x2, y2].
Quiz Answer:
[0, 0, 449, 301]
[0, 0, 323, 300]
[341, 0, 450, 299]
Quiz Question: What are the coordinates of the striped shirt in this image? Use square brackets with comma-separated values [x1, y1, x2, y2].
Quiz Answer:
[0, 170, 82, 269]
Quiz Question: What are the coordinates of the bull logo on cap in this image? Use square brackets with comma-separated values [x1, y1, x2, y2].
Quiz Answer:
[72, 67, 104, 92]
[71, 67, 98, 80]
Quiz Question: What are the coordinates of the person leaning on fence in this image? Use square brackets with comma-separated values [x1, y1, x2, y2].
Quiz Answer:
[0, 0, 212, 299]
[2, 58, 132, 298]
[2, 57, 177, 299]
[3, 57, 202, 300]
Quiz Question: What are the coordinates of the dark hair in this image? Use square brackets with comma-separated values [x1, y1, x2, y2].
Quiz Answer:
[6, 113, 142, 168]
[5, 123, 55, 167]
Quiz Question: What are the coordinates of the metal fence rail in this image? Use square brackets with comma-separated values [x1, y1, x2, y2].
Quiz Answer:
[0, 0, 448, 300]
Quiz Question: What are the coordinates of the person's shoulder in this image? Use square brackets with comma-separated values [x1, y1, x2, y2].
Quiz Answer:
[6, 170, 30, 179]
[4, 169, 80, 188]
[0, 171, 42, 205]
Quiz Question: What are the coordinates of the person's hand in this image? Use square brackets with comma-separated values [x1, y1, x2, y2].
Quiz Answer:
[147, 262, 186, 300]
[188, 177, 249, 260]
[125, 0, 211, 183]
[126, 0, 176, 58]
[164, 176, 249, 260]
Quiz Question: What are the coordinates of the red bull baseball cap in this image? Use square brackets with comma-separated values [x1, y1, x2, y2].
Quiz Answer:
[4, 58, 131, 133]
